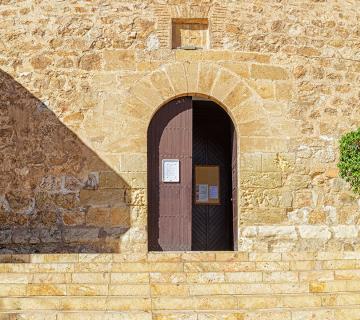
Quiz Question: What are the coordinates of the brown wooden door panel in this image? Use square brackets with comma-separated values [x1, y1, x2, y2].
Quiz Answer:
[148, 97, 192, 251]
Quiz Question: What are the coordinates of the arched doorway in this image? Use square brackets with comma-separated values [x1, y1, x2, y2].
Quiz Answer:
[147, 96, 237, 251]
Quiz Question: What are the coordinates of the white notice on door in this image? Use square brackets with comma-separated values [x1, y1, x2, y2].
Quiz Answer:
[162, 159, 180, 182]
[198, 184, 208, 202]
[209, 185, 218, 200]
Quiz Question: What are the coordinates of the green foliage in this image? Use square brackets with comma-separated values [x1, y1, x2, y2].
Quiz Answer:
[338, 128, 360, 194]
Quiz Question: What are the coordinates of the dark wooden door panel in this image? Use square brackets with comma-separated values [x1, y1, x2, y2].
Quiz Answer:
[192, 101, 233, 251]
[231, 124, 238, 250]
[148, 97, 192, 251]
[192, 205, 207, 251]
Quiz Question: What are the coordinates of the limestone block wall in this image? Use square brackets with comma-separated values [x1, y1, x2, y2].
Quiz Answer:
[0, 252, 359, 319]
[0, 0, 360, 254]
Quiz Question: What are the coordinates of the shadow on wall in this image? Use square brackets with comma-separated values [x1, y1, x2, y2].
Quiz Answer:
[0, 69, 131, 254]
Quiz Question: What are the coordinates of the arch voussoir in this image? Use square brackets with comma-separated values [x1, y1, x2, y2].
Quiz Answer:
[130, 78, 163, 111]
[124, 62, 257, 131]
[211, 67, 241, 103]
[163, 63, 188, 95]
[183, 62, 200, 95]
[197, 62, 221, 96]
[149, 69, 175, 102]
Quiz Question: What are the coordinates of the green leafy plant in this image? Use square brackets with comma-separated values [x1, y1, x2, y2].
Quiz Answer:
[338, 128, 360, 194]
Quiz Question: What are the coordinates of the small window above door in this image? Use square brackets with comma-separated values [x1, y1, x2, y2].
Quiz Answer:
[172, 18, 209, 50]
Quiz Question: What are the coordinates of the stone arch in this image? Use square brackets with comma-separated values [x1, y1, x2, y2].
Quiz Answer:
[106, 60, 294, 157]
[123, 61, 258, 134]
[120, 62, 258, 250]
[119, 61, 292, 251]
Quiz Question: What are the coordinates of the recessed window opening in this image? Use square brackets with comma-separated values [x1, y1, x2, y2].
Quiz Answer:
[172, 18, 209, 49]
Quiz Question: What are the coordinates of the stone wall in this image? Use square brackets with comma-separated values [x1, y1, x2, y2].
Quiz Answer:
[0, 252, 359, 319]
[1, 0, 360, 253]
[0, 0, 359, 248]
[0, 70, 131, 253]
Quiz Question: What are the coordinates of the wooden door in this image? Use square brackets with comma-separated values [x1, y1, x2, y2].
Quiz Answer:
[192, 101, 233, 251]
[148, 97, 193, 251]
[231, 124, 238, 250]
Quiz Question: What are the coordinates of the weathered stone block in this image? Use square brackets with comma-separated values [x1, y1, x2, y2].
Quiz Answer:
[150, 272, 186, 284]
[175, 50, 203, 62]
[0, 229, 11, 244]
[39, 228, 62, 243]
[63, 228, 99, 243]
[240, 209, 288, 225]
[240, 137, 289, 152]
[152, 296, 238, 310]
[86, 207, 110, 227]
[245, 311, 291, 320]
[0, 283, 27, 297]
[79, 189, 126, 207]
[184, 62, 199, 94]
[280, 191, 293, 208]
[241, 172, 282, 188]
[232, 52, 270, 64]
[197, 63, 219, 94]
[27, 284, 66, 296]
[106, 297, 151, 311]
[211, 69, 238, 101]
[120, 153, 147, 172]
[282, 295, 321, 308]
[246, 79, 274, 99]
[63, 211, 86, 226]
[151, 284, 188, 297]
[165, 63, 188, 94]
[130, 78, 163, 109]
[258, 226, 297, 240]
[332, 226, 359, 239]
[104, 50, 135, 70]
[223, 82, 251, 109]
[285, 174, 311, 190]
[297, 46, 321, 57]
[240, 153, 262, 172]
[262, 153, 292, 172]
[12, 229, 40, 244]
[220, 62, 250, 78]
[298, 226, 331, 240]
[30, 55, 52, 70]
[251, 64, 288, 80]
[98, 171, 127, 189]
[109, 207, 130, 227]
[72, 272, 109, 284]
[67, 284, 108, 296]
[111, 272, 149, 284]
[275, 82, 293, 100]
[110, 284, 150, 296]
[150, 70, 175, 100]
[54, 194, 78, 210]
[78, 53, 101, 71]
[224, 272, 262, 283]
[60, 296, 107, 311]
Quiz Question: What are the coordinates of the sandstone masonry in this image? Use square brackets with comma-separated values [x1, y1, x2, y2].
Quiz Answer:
[1, 0, 360, 317]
